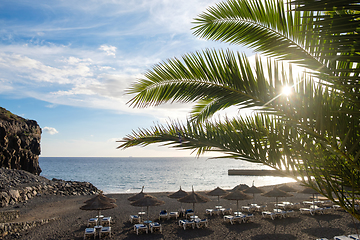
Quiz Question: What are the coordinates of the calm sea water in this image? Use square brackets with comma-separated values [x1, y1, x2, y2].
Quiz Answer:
[39, 157, 294, 194]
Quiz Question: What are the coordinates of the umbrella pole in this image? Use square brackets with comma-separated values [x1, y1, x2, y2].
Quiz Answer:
[147, 206, 149, 222]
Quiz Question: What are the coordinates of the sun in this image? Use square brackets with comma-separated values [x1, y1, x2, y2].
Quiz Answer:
[281, 86, 292, 96]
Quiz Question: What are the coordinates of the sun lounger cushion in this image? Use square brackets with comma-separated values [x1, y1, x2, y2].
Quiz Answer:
[196, 218, 208, 228]
[179, 219, 195, 230]
[130, 215, 141, 223]
[134, 224, 148, 235]
[150, 222, 162, 233]
[87, 218, 98, 227]
[334, 236, 353, 240]
[348, 234, 360, 240]
[99, 227, 111, 239]
[84, 228, 96, 239]
[100, 217, 111, 226]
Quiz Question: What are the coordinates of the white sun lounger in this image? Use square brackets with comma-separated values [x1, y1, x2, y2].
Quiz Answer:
[195, 218, 208, 228]
[179, 219, 195, 230]
[100, 217, 111, 226]
[134, 224, 148, 235]
[87, 218, 98, 227]
[348, 234, 360, 240]
[130, 215, 141, 223]
[159, 210, 168, 220]
[99, 226, 111, 239]
[149, 222, 162, 233]
[221, 208, 232, 215]
[84, 228, 96, 239]
[334, 236, 352, 240]
[169, 211, 179, 219]
[262, 211, 277, 220]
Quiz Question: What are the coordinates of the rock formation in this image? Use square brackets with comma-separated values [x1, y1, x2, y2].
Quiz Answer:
[0, 167, 99, 208]
[0, 107, 41, 175]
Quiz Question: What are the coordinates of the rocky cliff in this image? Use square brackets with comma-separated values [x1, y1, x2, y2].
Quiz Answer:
[0, 107, 41, 175]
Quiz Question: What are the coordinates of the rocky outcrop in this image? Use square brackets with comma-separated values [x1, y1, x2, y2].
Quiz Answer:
[0, 107, 41, 175]
[0, 168, 99, 208]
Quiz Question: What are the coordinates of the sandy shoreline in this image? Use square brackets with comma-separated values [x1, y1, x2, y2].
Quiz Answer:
[2, 182, 360, 240]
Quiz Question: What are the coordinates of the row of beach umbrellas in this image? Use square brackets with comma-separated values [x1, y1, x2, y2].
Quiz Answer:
[79, 184, 319, 221]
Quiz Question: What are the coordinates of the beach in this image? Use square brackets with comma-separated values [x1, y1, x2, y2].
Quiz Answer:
[2, 182, 359, 240]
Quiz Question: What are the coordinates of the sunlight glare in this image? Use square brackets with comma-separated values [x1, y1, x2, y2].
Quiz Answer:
[282, 86, 292, 96]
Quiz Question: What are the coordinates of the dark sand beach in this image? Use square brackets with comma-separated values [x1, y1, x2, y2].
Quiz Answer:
[2, 182, 360, 240]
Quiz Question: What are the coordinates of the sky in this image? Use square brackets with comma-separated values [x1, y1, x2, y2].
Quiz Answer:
[0, 0, 253, 157]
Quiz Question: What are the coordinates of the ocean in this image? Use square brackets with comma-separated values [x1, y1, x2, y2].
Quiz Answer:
[39, 157, 295, 194]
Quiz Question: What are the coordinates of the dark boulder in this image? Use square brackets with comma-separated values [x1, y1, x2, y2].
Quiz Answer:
[0, 107, 41, 175]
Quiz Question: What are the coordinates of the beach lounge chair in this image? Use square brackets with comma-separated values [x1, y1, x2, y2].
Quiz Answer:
[87, 218, 98, 227]
[348, 234, 360, 240]
[273, 209, 286, 218]
[206, 209, 214, 216]
[169, 211, 179, 219]
[241, 205, 255, 212]
[100, 217, 111, 226]
[185, 209, 194, 218]
[99, 226, 111, 239]
[84, 228, 96, 240]
[134, 224, 148, 235]
[334, 236, 352, 240]
[130, 215, 141, 223]
[262, 211, 277, 220]
[243, 214, 254, 223]
[255, 205, 267, 212]
[149, 222, 162, 233]
[230, 215, 245, 224]
[285, 210, 295, 217]
[159, 210, 168, 220]
[221, 208, 232, 215]
[179, 219, 195, 230]
[300, 208, 315, 215]
[223, 215, 234, 223]
[196, 218, 208, 228]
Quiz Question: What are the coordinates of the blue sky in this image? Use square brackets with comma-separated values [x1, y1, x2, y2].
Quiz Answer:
[0, 0, 253, 157]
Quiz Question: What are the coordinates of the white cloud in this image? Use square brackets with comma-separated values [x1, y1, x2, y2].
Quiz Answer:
[99, 45, 117, 57]
[43, 127, 59, 135]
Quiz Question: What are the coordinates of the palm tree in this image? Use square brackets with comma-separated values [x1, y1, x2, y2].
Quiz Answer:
[118, 0, 360, 220]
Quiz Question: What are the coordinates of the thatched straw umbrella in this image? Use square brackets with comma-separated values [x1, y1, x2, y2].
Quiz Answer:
[178, 186, 210, 216]
[299, 187, 320, 208]
[279, 184, 297, 193]
[131, 194, 165, 222]
[223, 190, 252, 214]
[168, 186, 188, 199]
[128, 186, 146, 202]
[231, 184, 249, 192]
[80, 194, 117, 222]
[262, 187, 293, 208]
[244, 185, 263, 204]
[206, 187, 228, 203]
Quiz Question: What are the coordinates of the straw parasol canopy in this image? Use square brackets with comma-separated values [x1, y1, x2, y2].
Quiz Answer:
[168, 186, 188, 199]
[223, 190, 252, 213]
[231, 184, 250, 192]
[84, 193, 116, 204]
[244, 185, 263, 204]
[128, 186, 146, 202]
[178, 186, 210, 215]
[262, 187, 293, 207]
[300, 187, 320, 207]
[279, 184, 297, 193]
[206, 187, 228, 202]
[131, 194, 165, 222]
[80, 194, 117, 219]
